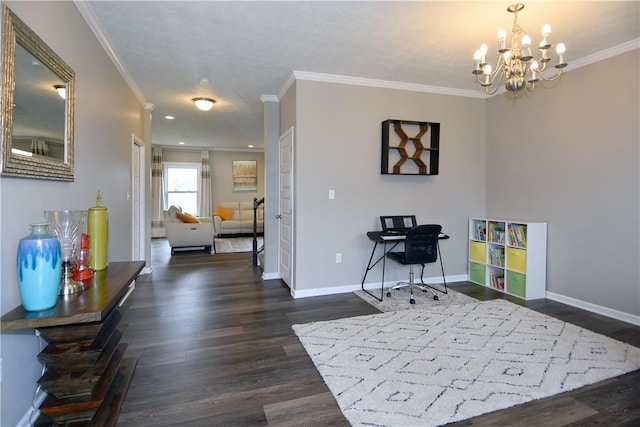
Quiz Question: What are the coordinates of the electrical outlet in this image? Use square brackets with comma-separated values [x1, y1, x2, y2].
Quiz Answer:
[336, 253, 342, 263]
[329, 189, 335, 199]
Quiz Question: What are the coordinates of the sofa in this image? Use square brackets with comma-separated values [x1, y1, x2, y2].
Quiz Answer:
[163, 205, 214, 254]
[213, 202, 264, 237]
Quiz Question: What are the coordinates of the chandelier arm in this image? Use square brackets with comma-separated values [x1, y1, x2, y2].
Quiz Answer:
[525, 80, 535, 92]
[536, 68, 564, 82]
[477, 55, 506, 87]
[536, 60, 548, 73]
[483, 84, 501, 96]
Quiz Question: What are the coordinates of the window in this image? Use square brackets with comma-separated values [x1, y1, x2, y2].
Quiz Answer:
[164, 162, 200, 215]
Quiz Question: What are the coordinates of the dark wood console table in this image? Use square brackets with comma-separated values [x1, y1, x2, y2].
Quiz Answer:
[1, 261, 145, 426]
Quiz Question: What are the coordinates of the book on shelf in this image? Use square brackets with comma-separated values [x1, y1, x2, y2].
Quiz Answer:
[474, 222, 486, 241]
[490, 272, 505, 290]
[489, 227, 504, 243]
[488, 247, 505, 267]
[507, 223, 527, 247]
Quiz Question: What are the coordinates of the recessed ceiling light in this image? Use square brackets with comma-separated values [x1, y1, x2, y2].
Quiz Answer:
[248, 145, 254, 148]
[178, 141, 185, 145]
[165, 115, 175, 120]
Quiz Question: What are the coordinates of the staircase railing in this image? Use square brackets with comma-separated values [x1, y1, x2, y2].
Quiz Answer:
[252, 197, 265, 266]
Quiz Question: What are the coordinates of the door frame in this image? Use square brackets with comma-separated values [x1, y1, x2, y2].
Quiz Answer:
[131, 134, 146, 262]
[278, 127, 294, 291]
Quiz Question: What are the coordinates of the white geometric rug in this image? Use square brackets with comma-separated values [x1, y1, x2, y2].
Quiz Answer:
[214, 237, 262, 253]
[355, 286, 478, 312]
[292, 299, 640, 427]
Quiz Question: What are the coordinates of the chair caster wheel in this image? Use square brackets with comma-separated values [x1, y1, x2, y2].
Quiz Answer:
[386, 292, 391, 298]
[433, 295, 439, 301]
[410, 298, 416, 304]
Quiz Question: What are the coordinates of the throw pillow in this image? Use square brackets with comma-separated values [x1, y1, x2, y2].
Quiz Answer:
[213, 205, 235, 221]
[176, 211, 200, 223]
[167, 205, 182, 222]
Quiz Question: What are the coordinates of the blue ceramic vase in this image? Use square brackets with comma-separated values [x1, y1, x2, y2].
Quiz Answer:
[17, 224, 62, 311]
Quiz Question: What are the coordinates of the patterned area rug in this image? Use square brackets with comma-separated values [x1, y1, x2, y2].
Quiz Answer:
[214, 237, 262, 253]
[293, 299, 640, 427]
[355, 285, 477, 312]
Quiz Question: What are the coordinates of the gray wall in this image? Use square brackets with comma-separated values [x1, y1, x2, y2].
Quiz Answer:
[280, 81, 297, 133]
[161, 148, 265, 216]
[486, 49, 639, 317]
[289, 80, 487, 293]
[211, 151, 264, 208]
[0, 2, 145, 425]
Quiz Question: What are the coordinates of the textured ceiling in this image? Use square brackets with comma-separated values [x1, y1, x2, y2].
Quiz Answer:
[81, 1, 639, 151]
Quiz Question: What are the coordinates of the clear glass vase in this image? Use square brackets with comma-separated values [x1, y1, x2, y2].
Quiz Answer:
[17, 223, 62, 311]
[44, 210, 88, 295]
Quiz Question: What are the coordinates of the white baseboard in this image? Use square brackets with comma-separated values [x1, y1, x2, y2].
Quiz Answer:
[546, 291, 640, 326]
[262, 271, 280, 280]
[291, 274, 468, 299]
[139, 266, 153, 275]
[289, 277, 640, 326]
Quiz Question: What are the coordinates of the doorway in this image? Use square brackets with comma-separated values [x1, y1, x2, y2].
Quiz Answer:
[278, 127, 294, 290]
[131, 134, 146, 263]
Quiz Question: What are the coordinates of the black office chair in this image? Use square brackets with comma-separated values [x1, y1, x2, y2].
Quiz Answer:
[386, 224, 448, 304]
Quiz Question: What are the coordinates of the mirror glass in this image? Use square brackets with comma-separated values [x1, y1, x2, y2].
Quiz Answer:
[12, 43, 67, 162]
[1, 5, 75, 181]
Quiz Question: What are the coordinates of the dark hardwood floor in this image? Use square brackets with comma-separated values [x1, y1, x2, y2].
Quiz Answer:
[117, 239, 640, 426]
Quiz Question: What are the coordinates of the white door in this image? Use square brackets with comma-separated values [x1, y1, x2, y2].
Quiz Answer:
[131, 135, 146, 261]
[279, 127, 294, 289]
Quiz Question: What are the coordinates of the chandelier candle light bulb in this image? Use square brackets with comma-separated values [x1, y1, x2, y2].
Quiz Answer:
[472, 3, 568, 95]
[483, 65, 492, 86]
[541, 24, 552, 48]
[556, 43, 567, 68]
[473, 50, 483, 74]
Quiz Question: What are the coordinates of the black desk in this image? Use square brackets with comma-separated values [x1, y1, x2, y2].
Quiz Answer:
[361, 230, 449, 301]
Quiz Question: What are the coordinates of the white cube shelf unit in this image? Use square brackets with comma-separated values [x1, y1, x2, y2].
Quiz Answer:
[468, 218, 547, 300]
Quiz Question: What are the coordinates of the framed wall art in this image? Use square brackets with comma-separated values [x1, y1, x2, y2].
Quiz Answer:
[232, 160, 257, 191]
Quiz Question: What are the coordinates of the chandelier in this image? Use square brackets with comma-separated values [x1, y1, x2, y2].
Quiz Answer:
[472, 3, 567, 95]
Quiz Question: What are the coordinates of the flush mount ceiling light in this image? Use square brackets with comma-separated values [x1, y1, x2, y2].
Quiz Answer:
[192, 77, 216, 111]
[472, 3, 568, 95]
[192, 97, 216, 111]
[54, 84, 66, 99]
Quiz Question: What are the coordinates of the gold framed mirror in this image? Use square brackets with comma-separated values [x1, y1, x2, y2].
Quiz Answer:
[1, 5, 75, 181]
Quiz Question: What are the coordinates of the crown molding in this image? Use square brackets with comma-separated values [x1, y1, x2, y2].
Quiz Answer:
[74, 1, 147, 107]
[291, 71, 486, 99]
[287, 40, 640, 100]
[566, 38, 640, 72]
[279, 73, 297, 100]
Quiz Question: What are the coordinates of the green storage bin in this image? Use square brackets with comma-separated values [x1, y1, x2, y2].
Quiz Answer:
[469, 262, 485, 285]
[507, 270, 526, 298]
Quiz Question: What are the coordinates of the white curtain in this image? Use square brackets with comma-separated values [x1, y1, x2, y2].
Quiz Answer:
[151, 146, 166, 238]
[31, 139, 49, 156]
[200, 150, 213, 217]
